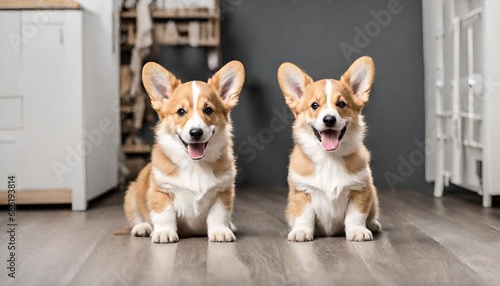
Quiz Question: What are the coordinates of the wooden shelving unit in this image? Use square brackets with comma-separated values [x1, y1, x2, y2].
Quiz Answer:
[121, 6, 220, 48]
[119, 3, 221, 173]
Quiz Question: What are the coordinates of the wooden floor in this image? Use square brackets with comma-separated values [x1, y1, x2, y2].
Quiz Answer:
[1, 188, 499, 286]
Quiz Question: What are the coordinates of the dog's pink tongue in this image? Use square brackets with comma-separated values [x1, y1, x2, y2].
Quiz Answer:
[187, 143, 206, 159]
[321, 130, 340, 151]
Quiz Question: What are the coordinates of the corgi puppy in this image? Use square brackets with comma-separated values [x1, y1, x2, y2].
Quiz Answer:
[123, 61, 245, 243]
[277, 56, 381, 242]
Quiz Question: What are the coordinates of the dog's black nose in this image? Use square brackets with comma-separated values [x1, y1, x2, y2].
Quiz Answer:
[189, 128, 204, 141]
[323, 115, 336, 127]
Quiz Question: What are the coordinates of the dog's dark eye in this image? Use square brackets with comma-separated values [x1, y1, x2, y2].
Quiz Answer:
[311, 102, 319, 110]
[177, 108, 187, 116]
[204, 107, 214, 115]
[337, 101, 346, 109]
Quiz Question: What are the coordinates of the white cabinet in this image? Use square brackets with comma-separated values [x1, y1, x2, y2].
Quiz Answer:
[0, 3, 120, 210]
[422, 0, 500, 207]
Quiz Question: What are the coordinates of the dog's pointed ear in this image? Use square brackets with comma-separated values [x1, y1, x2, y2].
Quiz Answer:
[277, 62, 313, 112]
[208, 61, 245, 109]
[142, 62, 181, 110]
[341, 56, 375, 104]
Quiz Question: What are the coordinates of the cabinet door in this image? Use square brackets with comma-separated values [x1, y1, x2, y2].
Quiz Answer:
[0, 12, 22, 191]
[19, 11, 84, 191]
[0, 11, 21, 96]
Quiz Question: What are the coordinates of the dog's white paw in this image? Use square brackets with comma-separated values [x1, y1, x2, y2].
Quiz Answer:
[151, 229, 179, 244]
[209, 227, 236, 242]
[346, 226, 373, 241]
[288, 228, 314, 242]
[131, 223, 152, 237]
[367, 220, 382, 233]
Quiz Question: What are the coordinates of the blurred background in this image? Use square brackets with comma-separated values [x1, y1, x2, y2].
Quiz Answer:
[1, 0, 499, 210]
[140, 0, 426, 190]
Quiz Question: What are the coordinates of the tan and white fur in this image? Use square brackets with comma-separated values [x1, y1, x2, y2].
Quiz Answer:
[277, 56, 381, 242]
[123, 61, 245, 243]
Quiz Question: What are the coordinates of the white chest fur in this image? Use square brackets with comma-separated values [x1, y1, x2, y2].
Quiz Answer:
[289, 155, 369, 235]
[152, 163, 233, 234]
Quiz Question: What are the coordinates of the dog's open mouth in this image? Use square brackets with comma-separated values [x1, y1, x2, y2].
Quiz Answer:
[312, 126, 347, 151]
[178, 135, 209, 160]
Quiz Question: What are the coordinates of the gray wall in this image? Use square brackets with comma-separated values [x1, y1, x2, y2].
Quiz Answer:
[151, 0, 427, 190]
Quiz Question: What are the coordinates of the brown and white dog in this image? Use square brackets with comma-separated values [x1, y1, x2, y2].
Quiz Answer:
[123, 61, 245, 243]
[277, 56, 381, 242]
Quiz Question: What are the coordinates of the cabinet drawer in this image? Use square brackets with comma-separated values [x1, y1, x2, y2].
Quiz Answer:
[21, 10, 65, 24]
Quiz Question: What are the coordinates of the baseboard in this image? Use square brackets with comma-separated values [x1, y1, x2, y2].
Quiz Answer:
[0, 189, 72, 205]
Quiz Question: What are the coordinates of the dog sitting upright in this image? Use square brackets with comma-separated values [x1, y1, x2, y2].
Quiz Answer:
[123, 61, 245, 243]
[277, 56, 381, 242]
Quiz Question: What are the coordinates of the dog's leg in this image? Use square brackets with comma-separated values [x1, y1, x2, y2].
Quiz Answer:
[131, 223, 153, 237]
[149, 185, 179, 243]
[150, 205, 178, 243]
[125, 183, 152, 237]
[344, 187, 374, 242]
[287, 189, 315, 242]
[127, 188, 153, 237]
[207, 189, 236, 242]
[125, 165, 154, 237]
[366, 190, 382, 233]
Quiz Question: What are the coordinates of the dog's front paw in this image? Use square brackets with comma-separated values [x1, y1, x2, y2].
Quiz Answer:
[131, 223, 152, 237]
[288, 228, 314, 242]
[209, 227, 236, 242]
[151, 229, 179, 244]
[346, 226, 373, 241]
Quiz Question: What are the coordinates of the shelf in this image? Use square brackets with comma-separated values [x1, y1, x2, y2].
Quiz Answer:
[154, 38, 219, 47]
[120, 106, 134, 113]
[122, 144, 152, 154]
[0, 0, 80, 10]
[121, 8, 219, 20]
